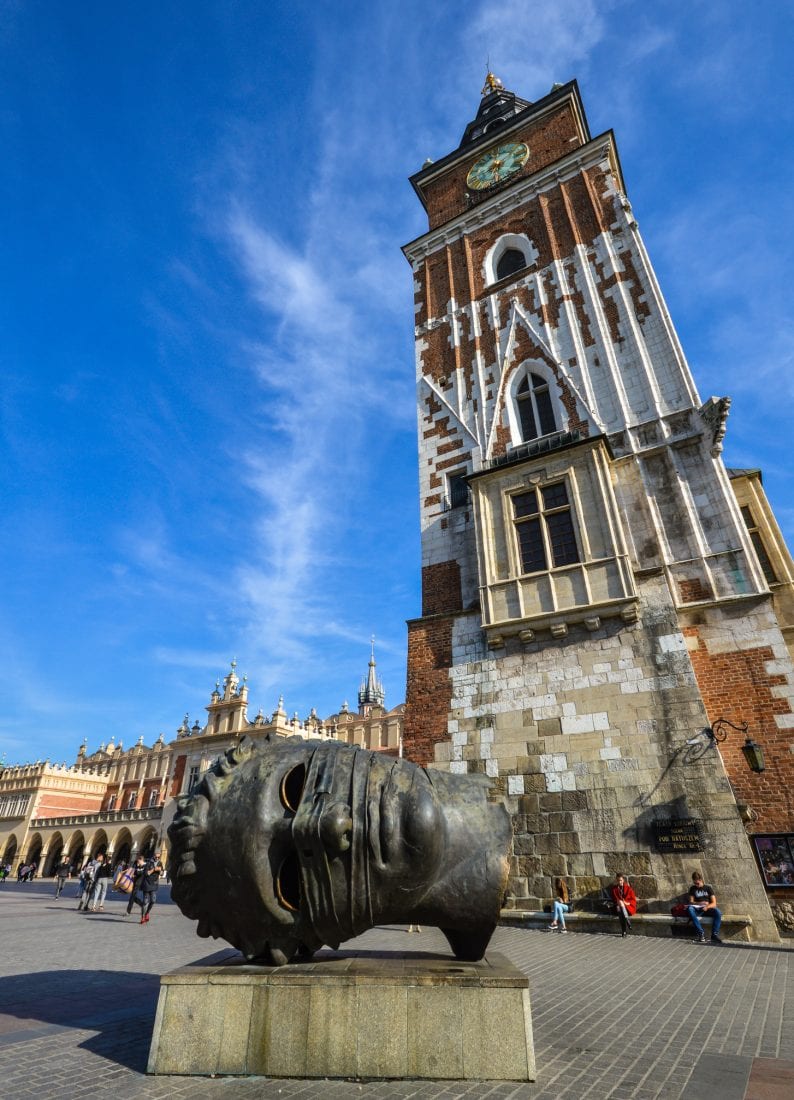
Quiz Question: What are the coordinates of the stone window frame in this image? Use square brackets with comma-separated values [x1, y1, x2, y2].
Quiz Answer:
[483, 232, 538, 287]
[740, 505, 777, 586]
[508, 476, 582, 578]
[505, 360, 565, 449]
[446, 470, 470, 510]
[0, 793, 30, 818]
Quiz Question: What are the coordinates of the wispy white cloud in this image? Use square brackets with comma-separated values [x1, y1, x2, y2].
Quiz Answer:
[196, 0, 627, 693]
[214, 144, 413, 673]
[464, 0, 614, 94]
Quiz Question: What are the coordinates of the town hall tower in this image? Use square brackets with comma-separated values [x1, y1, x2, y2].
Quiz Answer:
[402, 76, 794, 937]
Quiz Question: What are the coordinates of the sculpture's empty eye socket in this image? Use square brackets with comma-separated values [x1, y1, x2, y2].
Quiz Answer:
[275, 853, 301, 912]
[279, 764, 306, 814]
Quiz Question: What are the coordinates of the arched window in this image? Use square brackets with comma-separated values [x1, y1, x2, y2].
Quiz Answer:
[484, 234, 537, 286]
[496, 248, 527, 281]
[516, 373, 557, 441]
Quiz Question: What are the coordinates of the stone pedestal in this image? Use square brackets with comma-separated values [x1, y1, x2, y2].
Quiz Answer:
[148, 948, 536, 1081]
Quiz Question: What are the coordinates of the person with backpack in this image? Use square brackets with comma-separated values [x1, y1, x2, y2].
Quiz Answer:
[77, 857, 99, 911]
[138, 854, 164, 924]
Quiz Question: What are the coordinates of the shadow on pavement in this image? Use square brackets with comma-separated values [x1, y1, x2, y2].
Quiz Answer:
[0, 969, 160, 1072]
[2, 881, 175, 904]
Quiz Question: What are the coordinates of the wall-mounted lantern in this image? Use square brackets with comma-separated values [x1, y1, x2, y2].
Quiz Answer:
[707, 718, 765, 774]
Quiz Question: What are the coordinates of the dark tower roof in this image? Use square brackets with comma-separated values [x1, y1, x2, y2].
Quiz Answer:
[458, 73, 533, 149]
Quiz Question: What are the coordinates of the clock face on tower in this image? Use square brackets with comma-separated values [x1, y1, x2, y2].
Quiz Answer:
[466, 142, 529, 191]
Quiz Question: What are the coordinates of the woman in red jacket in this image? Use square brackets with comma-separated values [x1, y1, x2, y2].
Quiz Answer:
[610, 873, 637, 937]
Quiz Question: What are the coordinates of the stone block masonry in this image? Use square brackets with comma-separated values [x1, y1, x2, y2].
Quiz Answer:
[405, 574, 780, 942]
[149, 949, 536, 1081]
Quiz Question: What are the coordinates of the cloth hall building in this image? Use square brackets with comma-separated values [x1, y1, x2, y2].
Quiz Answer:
[0, 653, 402, 878]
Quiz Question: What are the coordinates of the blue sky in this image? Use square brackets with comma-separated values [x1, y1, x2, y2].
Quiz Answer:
[1, 1, 793, 766]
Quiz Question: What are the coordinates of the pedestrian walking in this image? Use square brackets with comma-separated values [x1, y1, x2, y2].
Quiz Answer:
[126, 855, 148, 917]
[138, 854, 164, 924]
[54, 858, 71, 898]
[88, 853, 112, 911]
[77, 857, 99, 910]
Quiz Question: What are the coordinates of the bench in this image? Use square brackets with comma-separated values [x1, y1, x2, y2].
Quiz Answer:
[499, 908, 753, 941]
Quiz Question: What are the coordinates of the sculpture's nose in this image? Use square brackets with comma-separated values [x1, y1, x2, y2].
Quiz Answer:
[319, 802, 353, 854]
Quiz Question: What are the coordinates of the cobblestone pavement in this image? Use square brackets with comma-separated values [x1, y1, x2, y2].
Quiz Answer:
[1, 880, 793, 1099]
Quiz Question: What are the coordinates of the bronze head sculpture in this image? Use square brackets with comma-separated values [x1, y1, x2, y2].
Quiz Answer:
[168, 734, 511, 963]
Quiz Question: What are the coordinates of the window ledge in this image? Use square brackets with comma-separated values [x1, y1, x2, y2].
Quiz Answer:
[483, 596, 640, 647]
[480, 267, 531, 296]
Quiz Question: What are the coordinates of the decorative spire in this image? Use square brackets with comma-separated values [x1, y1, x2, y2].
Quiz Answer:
[358, 637, 385, 713]
[223, 659, 239, 699]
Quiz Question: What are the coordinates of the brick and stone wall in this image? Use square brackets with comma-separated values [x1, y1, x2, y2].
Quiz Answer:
[682, 600, 794, 834]
[404, 83, 791, 941]
[405, 575, 780, 941]
[404, 615, 454, 766]
[421, 100, 584, 229]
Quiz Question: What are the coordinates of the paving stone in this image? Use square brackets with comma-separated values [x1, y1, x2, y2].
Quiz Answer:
[0, 881, 793, 1098]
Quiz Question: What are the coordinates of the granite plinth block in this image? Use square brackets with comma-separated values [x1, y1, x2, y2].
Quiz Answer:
[147, 948, 536, 1081]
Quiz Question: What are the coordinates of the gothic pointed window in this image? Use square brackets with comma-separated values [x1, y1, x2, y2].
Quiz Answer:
[516, 373, 556, 441]
[496, 247, 527, 281]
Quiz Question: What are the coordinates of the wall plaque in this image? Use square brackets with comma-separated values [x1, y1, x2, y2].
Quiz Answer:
[653, 817, 703, 853]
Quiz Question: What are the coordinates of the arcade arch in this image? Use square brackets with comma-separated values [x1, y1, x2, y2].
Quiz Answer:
[88, 829, 108, 859]
[43, 832, 65, 876]
[136, 826, 158, 859]
[25, 832, 43, 869]
[67, 831, 86, 870]
[2, 834, 18, 867]
[113, 828, 133, 868]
